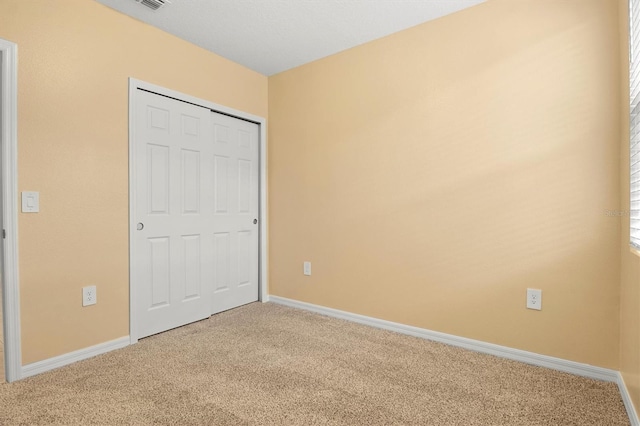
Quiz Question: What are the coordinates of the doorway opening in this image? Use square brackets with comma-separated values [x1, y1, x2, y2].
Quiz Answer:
[0, 49, 5, 383]
[0, 38, 21, 383]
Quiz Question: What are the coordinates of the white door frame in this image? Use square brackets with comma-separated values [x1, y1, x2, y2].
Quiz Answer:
[128, 78, 268, 343]
[0, 39, 22, 382]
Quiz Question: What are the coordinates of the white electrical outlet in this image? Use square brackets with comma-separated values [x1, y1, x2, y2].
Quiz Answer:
[303, 261, 311, 276]
[526, 288, 542, 310]
[83, 285, 97, 307]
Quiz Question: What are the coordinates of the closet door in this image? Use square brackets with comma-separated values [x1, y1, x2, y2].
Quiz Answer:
[134, 89, 213, 338]
[210, 111, 260, 314]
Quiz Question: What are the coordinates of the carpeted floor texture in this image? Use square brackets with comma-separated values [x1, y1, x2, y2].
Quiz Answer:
[0, 302, 630, 425]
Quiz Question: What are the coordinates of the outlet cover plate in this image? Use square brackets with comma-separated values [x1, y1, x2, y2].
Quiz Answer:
[83, 285, 97, 307]
[526, 288, 542, 310]
[303, 261, 311, 276]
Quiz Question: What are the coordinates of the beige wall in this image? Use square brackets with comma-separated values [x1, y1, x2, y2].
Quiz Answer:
[0, 0, 267, 364]
[618, 0, 640, 413]
[269, 0, 622, 368]
[0, 0, 632, 388]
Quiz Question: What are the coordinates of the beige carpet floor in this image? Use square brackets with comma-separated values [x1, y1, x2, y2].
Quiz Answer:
[0, 302, 630, 425]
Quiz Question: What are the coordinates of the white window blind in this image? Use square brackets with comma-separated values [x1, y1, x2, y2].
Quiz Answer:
[630, 0, 640, 248]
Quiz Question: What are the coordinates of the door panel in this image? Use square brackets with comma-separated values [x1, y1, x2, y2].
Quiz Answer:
[148, 237, 170, 307]
[211, 112, 259, 314]
[135, 90, 213, 339]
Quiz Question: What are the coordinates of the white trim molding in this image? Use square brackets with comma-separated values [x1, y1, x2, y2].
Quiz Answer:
[270, 296, 640, 422]
[0, 38, 21, 383]
[618, 373, 640, 426]
[21, 337, 130, 379]
[259, 120, 268, 305]
[128, 78, 268, 343]
[269, 296, 623, 383]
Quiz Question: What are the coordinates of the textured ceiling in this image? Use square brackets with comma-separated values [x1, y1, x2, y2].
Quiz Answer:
[94, 0, 486, 76]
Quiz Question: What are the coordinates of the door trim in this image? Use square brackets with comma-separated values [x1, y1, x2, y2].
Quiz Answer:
[0, 39, 22, 382]
[128, 78, 268, 343]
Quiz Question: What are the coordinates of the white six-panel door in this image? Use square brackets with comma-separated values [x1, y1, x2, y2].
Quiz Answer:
[134, 90, 213, 338]
[210, 111, 259, 314]
[134, 90, 259, 339]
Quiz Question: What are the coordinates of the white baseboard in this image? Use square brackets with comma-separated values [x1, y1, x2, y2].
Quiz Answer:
[270, 296, 640, 422]
[21, 336, 130, 379]
[618, 373, 640, 426]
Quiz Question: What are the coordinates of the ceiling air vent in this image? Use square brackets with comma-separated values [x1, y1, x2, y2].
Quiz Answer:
[135, 0, 168, 11]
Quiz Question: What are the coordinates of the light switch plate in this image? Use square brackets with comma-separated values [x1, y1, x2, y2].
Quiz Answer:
[21, 191, 39, 213]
